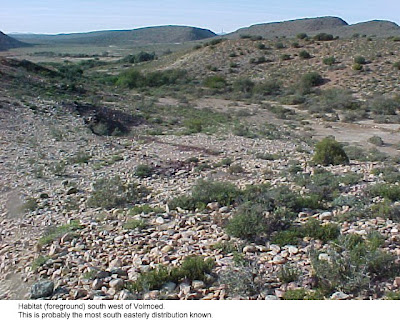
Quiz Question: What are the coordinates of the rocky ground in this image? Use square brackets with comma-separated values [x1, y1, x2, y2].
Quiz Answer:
[1, 91, 400, 301]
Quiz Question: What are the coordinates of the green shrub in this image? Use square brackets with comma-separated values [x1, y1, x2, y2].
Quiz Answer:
[313, 33, 334, 41]
[233, 78, 255, 93]
[253, 80, 281, 96]
[393, 62, 400, 70]
[368, 136, 384, 146]
[372, 166, 400, 183]
[203, 75, 227, 89]
[369, 96, 399, 115]
[352, 63, 363, 71]
[123, 219, 146, 230]
[169, 180, 240, 210]
[279, 265, 300, 283]
[87, 176, 145, 209]
[128, 256, 214, 292]
[323, 56, 336, 65]
[275, 42, 285, 49]
[354, 56, 366, 64]
[313, 137, 349, 166]
[226, 203, 293, 241]
[296, 33, 308, 39]
[116, 69, 187, 88]
[38, 220, 83, 246]
[134, 164, 154, 178]
[368, 184, 400, 201]
[299, 50, 311, 59]
[301, 72, 324, 88]
[32, 255, 49, 271]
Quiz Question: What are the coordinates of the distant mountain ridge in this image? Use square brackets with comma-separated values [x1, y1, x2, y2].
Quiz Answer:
[13, 26, 217, 46]
[225, 16, 400, 39]
[0, 31, 29, 51]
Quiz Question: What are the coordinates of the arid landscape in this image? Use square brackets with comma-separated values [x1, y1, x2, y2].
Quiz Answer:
[1, 16, 400, 301]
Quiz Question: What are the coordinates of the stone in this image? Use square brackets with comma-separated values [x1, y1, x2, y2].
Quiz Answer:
[31, 280, 54, 299]
[73, 289, 87, 299]
[318, 253, 330, 262]
[272, 255, 286, 265]
[192, 280, 205, 290]
[155, 217, 164, 225]
[243, 245, 256, 253]
[117, 289, 137, 300]
[161, 282, 177, 293]
[161, 245, 173, 253]
[66, 187, 78, 195]
[393, 277, 400, 288]
[287, 246, 299, 255]
[109, 279, 124, 291]
[92, 279, 103, 290]
[206, 202, 220, 211]
[320, 211, 333, 220]
[114, 236, 125, 243]
[330, 292, 350, 300]
[264, 295, 278, 300]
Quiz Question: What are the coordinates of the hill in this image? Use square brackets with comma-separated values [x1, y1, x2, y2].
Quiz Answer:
[0, 31, 29, 51]
[12, 26, 216, 46]
[226, 16, 400, 39]
[227, 17, 348, 39]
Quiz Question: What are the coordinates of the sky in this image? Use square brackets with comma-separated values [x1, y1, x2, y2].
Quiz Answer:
[1, 0, 400, 34]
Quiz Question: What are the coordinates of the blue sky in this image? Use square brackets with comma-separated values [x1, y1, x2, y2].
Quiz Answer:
[1, 0, 400, 34]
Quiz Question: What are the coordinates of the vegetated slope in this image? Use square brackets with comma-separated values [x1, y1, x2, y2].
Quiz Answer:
[227, 16, 348, 39]
[12, 26, 217, 46]
[0, 31, 30, 51]
[161, 36, 400, 96]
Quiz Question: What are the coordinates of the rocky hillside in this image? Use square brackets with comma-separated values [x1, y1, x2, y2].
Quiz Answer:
[12, 26, 216, 46]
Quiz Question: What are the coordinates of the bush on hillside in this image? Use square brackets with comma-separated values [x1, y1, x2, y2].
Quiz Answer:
[313, 137, 349, 166]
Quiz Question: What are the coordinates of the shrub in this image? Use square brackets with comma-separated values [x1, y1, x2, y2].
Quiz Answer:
[296, 33, 308, 39]
[394, 61, 400, 70]
[301, 72, 324, 88]
[233, 78, 255, 93]
[275, 42, 285, 49]
[313, 137, 349, 166]
[279, 265, 300, 283]
[226, 203, 294, 241]
[299, 50, 311, 59]
[311, 234, 399, 295]
[280, 54, 291, 61]
[369, 96, 399, 115]
[32, 255, 50, 271]
[228, 164, 244, 174]
[169, 180, 240, 210]
[323, 56, 336, 66]
[368, 184, 400, 201]
[352, 63, 363, 71]
[134, 164, 153, 178]
[38, 220, 83, 246]
[123, 219, 146, 230]
[203, 75, 227, 89]
[128, 256, 214, 292]
[354, 56, 366, 64]
[87, 176, 145, 209]
[219, 262, 268, 298]
[253, 80, 281, 96]
[116, 69, 187, 88]
[368, 136, 384, 146]
[313, 33, 334, 41]
[122, 51, 156, 64]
